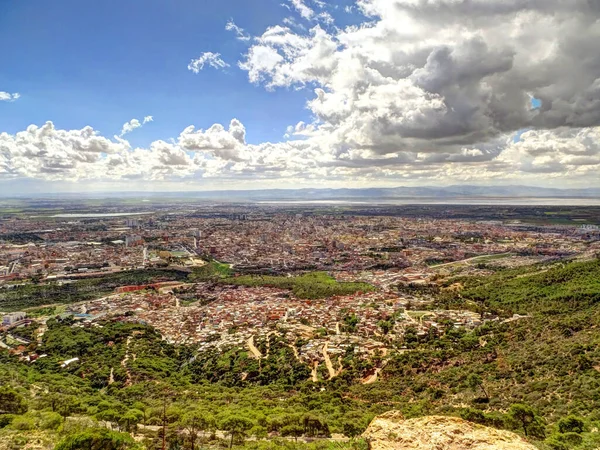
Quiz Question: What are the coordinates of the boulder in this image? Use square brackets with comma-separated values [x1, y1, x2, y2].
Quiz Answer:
[363, 412, 537, 450]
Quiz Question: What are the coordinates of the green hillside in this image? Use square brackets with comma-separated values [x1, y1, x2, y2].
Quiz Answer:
[1, 260, 599, 449]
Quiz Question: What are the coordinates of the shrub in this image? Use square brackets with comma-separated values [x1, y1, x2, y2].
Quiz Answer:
[557, 415, 585, 434]
[0, 414, 15, 428]
[11, 415, 35, 431]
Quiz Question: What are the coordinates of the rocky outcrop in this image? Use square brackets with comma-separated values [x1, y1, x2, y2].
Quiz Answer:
[363, 412, 537, 450]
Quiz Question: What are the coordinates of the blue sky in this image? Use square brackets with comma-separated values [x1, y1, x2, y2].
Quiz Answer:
[0, 0, 597, 193]
[0, 0, 340, 148]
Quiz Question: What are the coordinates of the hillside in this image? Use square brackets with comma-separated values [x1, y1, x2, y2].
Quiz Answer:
[1, 259, 599, 449]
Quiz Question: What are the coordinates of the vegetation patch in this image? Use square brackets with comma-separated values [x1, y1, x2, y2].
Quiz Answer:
[221, 271, 376, 299]
[0, 269, 189, 312]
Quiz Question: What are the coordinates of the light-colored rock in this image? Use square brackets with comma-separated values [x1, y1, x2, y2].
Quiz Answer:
[363, 412, 537, 450]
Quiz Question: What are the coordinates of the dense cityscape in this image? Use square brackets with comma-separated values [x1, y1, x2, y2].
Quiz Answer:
[2, 203, 599, 372]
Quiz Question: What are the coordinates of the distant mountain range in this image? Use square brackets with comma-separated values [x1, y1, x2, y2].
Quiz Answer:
[4, 185, 600, 201]
[181, 185, 600, 200]
[19, 185, 598, 200]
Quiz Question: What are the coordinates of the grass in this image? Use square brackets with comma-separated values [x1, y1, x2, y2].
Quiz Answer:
[189, 261, 234, 281]
[221, 271, 376, 299]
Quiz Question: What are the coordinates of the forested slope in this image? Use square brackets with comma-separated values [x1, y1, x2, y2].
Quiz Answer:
[1, 260, 599, 449]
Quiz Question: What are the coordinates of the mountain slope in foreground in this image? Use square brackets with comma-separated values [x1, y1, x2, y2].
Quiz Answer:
[363, 412, 537, 450]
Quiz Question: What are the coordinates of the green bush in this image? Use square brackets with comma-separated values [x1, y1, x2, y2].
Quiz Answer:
[55, 428, 142, 450]
[39, 411, 64, 430]
[11, 415, 35, 431]
[545, 432, 584, 450]
[0, 414, 15, 428]
[557, 415, 585, 434]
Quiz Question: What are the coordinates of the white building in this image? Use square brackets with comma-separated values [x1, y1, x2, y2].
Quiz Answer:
[2, 312, 26, 326]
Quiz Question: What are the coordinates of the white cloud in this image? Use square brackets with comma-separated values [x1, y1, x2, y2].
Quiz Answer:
[188, 52, 230, 73]
[3, 0, 600, 188]
[179, 119, 247, 162]
[0, 92, 20, 102]
[225, 19, 251, 41]
[233, 0, 600, 185]
[498, 127, 600, 174]
[120, 116, 154, 137]
[282, 16, 306, 30]
[0, 122, 129, 180]
[120, 119, 141, 137]
[287, 0, 315, 20]
[283, 0, 335, 25]
[2, 120, 600, 186]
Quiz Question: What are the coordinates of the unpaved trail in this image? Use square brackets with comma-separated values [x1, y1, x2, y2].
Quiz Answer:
[121, 336, 133, 386]
[36, 322, 47, 344]
[516, 269, 549, 279]
[431, 252, 513, 269]
[247, 336, 262, 359]
[289, 343, 301, 362]
[108, 367, 115, 385]
[362, 350, 390, 384]
[323, 343, 336, 379]
[362, 368, 382, 384]
[311, 361, 319, 382]
[403, 311, 420, 326]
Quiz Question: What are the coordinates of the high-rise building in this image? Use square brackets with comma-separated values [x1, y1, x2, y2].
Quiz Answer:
[126, 219, 139, 228]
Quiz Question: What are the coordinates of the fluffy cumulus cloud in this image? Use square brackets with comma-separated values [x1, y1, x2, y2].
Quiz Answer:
[499, 127, 600, 176]
[0, 122, 129, 180]
[188, 52, 229, 73]
[0, 91, 20, 102]
[119, 116, 153, 137]
[233, 0, 600, 184]
[2, 0, 600, 187]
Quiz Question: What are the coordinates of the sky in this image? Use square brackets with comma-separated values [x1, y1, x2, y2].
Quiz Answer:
[0, 0, 599, 194]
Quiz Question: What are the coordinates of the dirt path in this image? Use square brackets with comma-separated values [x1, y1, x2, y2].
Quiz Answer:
[310, 361, 319, 382]
[36, 321, 47, 344]
[108, 367, 115, 385]
[362, 349, 390, 384]
[337, 356, 344, 374]
[247, 336, 263, 359]
[322, 343, 336, 379]
[288, 343, 301, 362]
[362, 368, 382, 384]
[516, 269, 549, 279]
[430, 252, 513, 269]
[121, 336, 133, 386]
